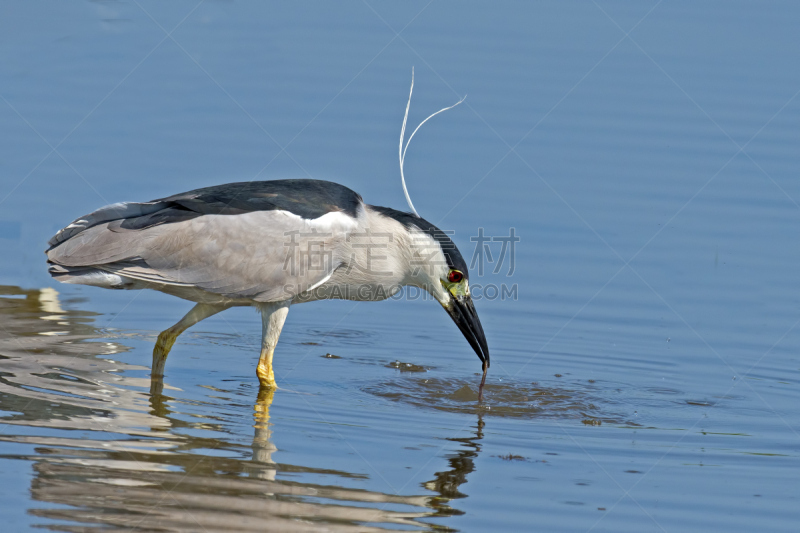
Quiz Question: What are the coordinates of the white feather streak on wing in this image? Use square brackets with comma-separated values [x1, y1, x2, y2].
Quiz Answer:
[275, 209, 359, 233]
[305, 272, 334, 293]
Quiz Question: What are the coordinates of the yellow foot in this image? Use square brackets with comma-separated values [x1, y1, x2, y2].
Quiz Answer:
[256, 362, 277, 389]
[152, 330, 178, 377]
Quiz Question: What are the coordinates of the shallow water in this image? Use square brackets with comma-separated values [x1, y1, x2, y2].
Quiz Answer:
[2, 2, 800, 531]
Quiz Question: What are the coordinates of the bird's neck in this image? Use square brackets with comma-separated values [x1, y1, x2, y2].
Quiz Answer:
[357, 206, 443, 292]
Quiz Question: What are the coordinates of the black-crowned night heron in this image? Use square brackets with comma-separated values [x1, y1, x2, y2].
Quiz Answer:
[45, 71, 490, 398]
[45, 179, 490, 397]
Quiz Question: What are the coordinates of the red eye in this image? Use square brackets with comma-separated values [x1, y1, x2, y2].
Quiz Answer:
[447, 270, 463, 283]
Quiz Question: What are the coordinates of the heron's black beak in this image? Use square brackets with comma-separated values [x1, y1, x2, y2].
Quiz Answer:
[444, 293, 490, 372]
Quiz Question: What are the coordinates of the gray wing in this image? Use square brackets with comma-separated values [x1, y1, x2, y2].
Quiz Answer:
[47, 210, 357, 302]
[47, 180, 362, 302]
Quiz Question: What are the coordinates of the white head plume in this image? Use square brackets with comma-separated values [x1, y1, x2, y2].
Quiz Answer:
[399, 67, 466, 218]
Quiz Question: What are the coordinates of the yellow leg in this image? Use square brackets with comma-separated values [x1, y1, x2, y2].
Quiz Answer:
[256, 346, 277, 389]
[150, 302, 232, 379]
[255, 300, 291, 390]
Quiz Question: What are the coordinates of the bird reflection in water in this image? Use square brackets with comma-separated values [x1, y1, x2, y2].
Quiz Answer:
[425, 415, 485, 517]
[0, 286, 484, 531]
[251, 387, 278, 481]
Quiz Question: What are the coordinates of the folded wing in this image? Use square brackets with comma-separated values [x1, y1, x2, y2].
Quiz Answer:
[46, 180, 362, 302]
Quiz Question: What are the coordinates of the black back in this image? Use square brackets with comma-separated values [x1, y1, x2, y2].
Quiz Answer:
[368, 205, 469, 279]
[119, 179, 363, 230]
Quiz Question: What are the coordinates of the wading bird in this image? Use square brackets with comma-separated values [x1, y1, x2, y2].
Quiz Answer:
[44, 72, 490, 398]
[45, 180, 489, 396]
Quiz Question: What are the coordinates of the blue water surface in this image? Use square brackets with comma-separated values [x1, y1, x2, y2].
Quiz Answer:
[1, 2, 799, 531]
